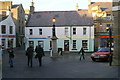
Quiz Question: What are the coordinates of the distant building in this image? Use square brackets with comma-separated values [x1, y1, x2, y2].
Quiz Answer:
[0, 12, 16, 49]
[88, 1, 114, 51]
[25, 11, 94, 52]
[0, 1, 25, 47]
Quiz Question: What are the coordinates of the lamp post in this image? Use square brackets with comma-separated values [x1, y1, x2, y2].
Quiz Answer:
[106, 27, 113, 66]
[51, 18, 58, 57]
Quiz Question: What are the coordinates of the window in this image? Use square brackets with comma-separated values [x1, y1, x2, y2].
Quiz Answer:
[9, 26, 13, 34]
[107, 14, 111, 16]
[1, 25, 6, 34]
[38, 41, 44, 48]
[29, 41, 34, 47]
[82, 40, 88, 50]
[39, 29, 42, 35]
[73, 40, 76, 49]
[2, 11, 6, 17]
[83, 28, 86, 35]
[65, 27, 68, 35]
[73, 28, 76, 35]
[29, 29, 33, 35]
[8, 39, 13, 48]
[1, 39, 6, 49]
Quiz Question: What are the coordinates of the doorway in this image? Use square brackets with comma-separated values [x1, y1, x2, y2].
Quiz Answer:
[64, 40, 69, 51]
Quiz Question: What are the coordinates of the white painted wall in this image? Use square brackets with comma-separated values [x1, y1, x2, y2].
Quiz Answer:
[25, 25, 94, 52]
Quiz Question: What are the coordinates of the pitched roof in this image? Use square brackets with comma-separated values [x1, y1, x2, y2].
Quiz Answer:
[90, 2, 112, 11]
[12, 5, 20, 8]
[26, 11, 93, 27]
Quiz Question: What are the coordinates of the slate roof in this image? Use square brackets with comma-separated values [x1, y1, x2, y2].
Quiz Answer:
[26, 11, 93, 27]
[12, 5, 19, 8]
[90, 2, 112, 11]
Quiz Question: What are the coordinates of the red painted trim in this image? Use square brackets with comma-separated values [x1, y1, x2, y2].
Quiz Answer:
[0, 35, 16, 37]
[100, 36, 114, 38]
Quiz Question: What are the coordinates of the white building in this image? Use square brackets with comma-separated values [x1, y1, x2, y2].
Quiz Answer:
[0, 12, 16, 49]
[25, 11, 94, 52]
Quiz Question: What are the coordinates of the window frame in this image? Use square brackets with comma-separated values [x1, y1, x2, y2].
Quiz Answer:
[29, 29, 33, 35]
[73, 28, 76, 35]
[39, 29, 42, 35]
[1, 25, 6, 34]
[73, 40, 76, 49]
[83, 28, 87, 35]
[82, 40, 88, 50]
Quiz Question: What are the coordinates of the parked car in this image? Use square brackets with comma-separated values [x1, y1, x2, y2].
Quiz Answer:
[91, 48, 112, 61]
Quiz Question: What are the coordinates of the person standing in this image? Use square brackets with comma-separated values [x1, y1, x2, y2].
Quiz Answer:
[26, 45, 34, 67]
[35, 45, 44, 67]
[7, 47, 14, 68]
[50, 47, 52, 57]
[78, 47, 85, 60]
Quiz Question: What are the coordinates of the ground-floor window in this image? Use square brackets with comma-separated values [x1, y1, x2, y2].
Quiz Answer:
[8, 38, 13, 48]
[82, 40, 88, 50]
[29, 41, 34, 47]
[100, 38, 113, 48]
[1, 39, 6, 49]
[73, 40, 76, 49]
[38, 41, 44, 48]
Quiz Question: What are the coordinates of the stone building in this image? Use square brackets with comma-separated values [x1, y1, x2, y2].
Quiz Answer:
[88, 1, 114, 51]
[112, 0, 120, 66]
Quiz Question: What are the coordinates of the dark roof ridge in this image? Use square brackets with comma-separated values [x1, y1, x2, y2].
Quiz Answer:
[34, 10, 78, 13]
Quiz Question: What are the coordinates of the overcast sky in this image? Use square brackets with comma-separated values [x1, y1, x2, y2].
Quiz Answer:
[0, 0, 112, 11]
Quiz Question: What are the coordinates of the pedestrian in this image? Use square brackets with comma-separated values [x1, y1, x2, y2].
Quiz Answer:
[26, 45, 34, 67]
[78, 47, 85, 60]
[50, 47, 52, 57]
[7, 47, 14, 68]
[35, 45, 44, 67]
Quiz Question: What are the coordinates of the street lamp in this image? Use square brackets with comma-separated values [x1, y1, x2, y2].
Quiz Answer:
[51, 18, 58, 57]
[52, 18, 56, 37]
[106, 27, 113, 66]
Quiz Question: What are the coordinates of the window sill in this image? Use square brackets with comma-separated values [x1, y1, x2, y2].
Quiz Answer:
[72, 48, 77, 50]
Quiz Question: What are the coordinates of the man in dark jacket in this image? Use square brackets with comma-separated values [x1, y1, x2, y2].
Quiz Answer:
[7, 47, 14, 68]
[35, 45, 44, 67]
[26, 45, 34, 67]
[78, 47, 85, 60]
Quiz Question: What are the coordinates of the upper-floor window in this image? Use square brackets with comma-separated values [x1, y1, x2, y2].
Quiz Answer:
[2, 11, 6, 17]
[73, 28, 76, 35]
[9, 26, 13, 34]
[83, 28, 86, 35]
[65, 27, 68, 35]
[39, 29, 42, 35]
[107, 14, 111, 16]
[1, 25, 6, 34]
[29, 29, 33, 35]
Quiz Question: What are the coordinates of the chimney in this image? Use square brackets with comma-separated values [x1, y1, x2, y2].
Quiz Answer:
[76, 3, 79, 11]
[30, 0, 34, 14]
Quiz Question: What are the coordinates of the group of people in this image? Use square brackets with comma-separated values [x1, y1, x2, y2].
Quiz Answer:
[26, 44, 45, 67]
[7, 44, 45, 68]
[7, 46, 85, 68]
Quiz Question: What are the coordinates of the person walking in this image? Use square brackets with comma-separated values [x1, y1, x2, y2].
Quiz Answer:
[7, 47, 14, 68]
[26, 45, 34, 67]
[35, 45, 44, 67]
[78, 47, 85, 60]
